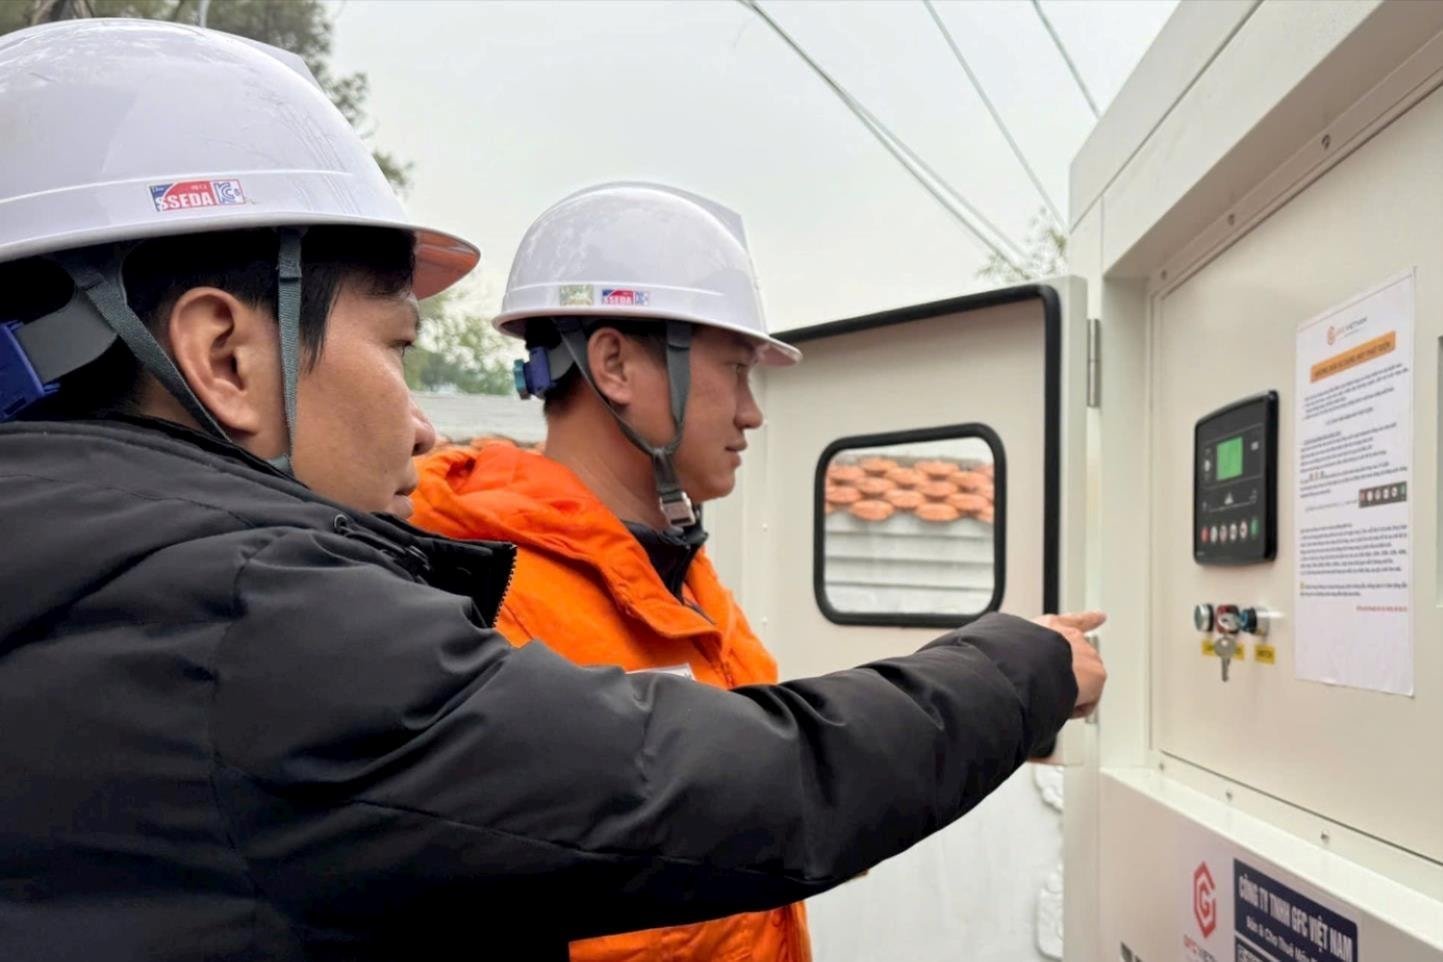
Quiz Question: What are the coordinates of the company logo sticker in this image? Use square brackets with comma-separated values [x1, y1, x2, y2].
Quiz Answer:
[558, 284, 594, 306]
[149, 179, 246, 213]
[601, 288, 650, 306]
[1194, 862, 1217, 937]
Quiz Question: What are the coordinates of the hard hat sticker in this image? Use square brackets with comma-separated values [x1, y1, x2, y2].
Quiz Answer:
[149, 179, 247, 213]
[558, 284, 594, 306]
[601, 288, 650, 306]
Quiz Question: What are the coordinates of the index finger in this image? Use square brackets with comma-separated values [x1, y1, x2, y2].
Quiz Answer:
[1050, 610, 1107, 633]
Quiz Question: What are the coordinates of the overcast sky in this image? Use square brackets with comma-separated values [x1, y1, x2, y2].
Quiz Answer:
[330, 0, 1175, 330]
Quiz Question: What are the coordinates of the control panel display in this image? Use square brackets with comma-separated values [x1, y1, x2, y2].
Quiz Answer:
[1216, 436, 1243, 480]
[1194, 391, 1278, 565]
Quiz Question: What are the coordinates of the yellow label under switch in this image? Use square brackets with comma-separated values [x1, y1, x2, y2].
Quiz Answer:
[1255, 645, 1276, 665]
[1201, 637, 1247, 660]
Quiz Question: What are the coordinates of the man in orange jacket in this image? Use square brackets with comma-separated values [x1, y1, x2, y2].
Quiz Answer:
[411, 183, 1106, 961]
[411, 182, 814, 961]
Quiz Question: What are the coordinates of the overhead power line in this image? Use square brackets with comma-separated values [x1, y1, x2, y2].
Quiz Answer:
[856, 98, 1029, 265]
[922, 0, 1064, 229]
[739, 0, 1028, 272]
[1031, 0, 1100, 120]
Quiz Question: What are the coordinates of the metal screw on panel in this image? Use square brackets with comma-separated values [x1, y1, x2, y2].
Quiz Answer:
[1322, 134, 1332, 150]
[1225, 790, 1234, 803]
[1227, 213, 1236, 226]
[1161, 269, 1169, 281]
[1320, 830, 1331, 844]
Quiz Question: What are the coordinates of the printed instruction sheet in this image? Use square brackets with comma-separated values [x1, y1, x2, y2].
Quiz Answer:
[1294, 272, 1414, 695]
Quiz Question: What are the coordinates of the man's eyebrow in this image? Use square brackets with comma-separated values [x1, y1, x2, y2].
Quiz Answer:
[732, 333, 763, 361]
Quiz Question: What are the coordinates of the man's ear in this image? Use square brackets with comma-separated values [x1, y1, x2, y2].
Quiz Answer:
[165, 287, 284, 446]
[586, 327, 635, 408]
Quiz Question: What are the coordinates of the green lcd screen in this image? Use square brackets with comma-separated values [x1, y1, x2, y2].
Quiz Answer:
[1216, 436, 1244, 481]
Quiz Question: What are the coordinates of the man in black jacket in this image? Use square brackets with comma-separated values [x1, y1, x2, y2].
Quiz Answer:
[0, 19, 1106, 961]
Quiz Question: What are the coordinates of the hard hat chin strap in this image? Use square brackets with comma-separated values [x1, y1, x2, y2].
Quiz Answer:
[53, 244, 230, 441]
[33, 231, 306, 474]
[551, 317, 699, 531]
[270, 229, 304, 475]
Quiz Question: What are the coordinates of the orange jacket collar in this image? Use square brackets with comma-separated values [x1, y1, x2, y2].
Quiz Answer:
[414, 443, 721, 641]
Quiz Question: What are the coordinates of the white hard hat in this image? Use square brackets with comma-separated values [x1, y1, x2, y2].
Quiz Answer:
[0, 18, 477, 298]
[493, 182, 801, 366]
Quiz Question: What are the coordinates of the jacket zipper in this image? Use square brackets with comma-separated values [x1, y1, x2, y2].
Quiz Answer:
[679, 592, 735, 686]
[493, 548, 517, 623]
[682, 598, 714, 626]
[332, 515, 432, 579]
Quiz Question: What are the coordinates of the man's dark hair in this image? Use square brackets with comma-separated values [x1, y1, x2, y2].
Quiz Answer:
[4, 225, 415, 420]
[524, 318, 668, 416]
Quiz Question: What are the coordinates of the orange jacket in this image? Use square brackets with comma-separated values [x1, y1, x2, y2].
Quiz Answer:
[411, 442, 811, 962]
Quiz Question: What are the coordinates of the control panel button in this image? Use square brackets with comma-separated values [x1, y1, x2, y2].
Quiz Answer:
[1239, 607, 1269, 636]
[1193, 603, 1215, 633]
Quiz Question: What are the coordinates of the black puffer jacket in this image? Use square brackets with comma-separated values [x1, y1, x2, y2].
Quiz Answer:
[0, 417, 1077, 961]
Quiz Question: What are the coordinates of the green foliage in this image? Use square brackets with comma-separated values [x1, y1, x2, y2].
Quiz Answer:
[2, 0, 409, 190]
[406, 289, 520, 397]
[0, 2, 31, 32]
[976, 208, 1068, 285]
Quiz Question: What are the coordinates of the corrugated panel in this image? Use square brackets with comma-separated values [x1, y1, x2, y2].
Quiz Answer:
[823, 512, 997, 617]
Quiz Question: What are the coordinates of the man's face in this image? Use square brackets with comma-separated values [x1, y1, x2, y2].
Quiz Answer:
[629, 326, 764, 504]
[289, 282, 434, 516]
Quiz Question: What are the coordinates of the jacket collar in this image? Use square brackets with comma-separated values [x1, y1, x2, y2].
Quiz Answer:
[421, 443, 721, 639]
[622, 519, 707, 600]
[3, 415, 516, 625]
